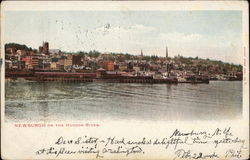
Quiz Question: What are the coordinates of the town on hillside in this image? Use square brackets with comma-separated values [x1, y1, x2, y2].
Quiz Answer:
[5, 42, 243, 83]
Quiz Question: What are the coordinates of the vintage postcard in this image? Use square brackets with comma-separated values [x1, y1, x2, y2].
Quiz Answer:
[1, 1, 249, 160]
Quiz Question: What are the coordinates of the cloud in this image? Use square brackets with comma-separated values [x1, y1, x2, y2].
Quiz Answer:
[159, 32, 203, 43]
[95, 24, 156, 35]
[129, 24, 156, 32]
[159, 31, 241, 50]
[49, 23, 242, 64]
[72, 24, 157, 52]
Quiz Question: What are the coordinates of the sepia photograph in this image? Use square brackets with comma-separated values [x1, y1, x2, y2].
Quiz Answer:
[1, 1, 249, 160]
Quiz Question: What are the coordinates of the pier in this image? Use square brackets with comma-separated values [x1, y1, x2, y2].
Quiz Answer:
[5, 70, 209, 84]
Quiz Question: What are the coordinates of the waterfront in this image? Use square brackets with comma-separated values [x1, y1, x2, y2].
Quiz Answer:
[5, 81, 242, 122]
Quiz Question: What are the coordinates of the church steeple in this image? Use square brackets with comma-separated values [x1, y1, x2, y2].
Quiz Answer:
[166, 46, 168, 58]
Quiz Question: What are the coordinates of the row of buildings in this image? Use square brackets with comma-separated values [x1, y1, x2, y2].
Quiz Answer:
[5, 42, 167, 71]
[5, 42, 242, 81]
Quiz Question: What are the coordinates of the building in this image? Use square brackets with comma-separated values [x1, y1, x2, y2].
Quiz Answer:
[42, 42, 49, 55]
[27, 51, 35, 56]
[72, 55, 82, 65]
[49, 49, 61, 55]
[114, 64, 119, 70]
[5, 47, 16, 55]
[50, 62, 60, 70]
[38, 46, 43, 53]
[96, 68, 106, 78]
[17, 61, 25, 70]
[127, 62, 134, 70]
[5, 60, 12, 69]
[119, 63, 128, 71]
[22, 57, 32, 68]
[16, 50, 26, 56]
[67, 54, 73, 60]
[51, 58, 59, 63]
[31, 57, 39, 68]
[58, 59, 65, 66]
[133, 66, 140, 72]
[64, 59, 72, 67]
[103, 61, 114, 71]
[38, 59, 50, 69]
[149, 64, 161, 71]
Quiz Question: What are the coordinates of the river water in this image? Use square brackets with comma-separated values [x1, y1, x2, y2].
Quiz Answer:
[5, 81, 242, 122]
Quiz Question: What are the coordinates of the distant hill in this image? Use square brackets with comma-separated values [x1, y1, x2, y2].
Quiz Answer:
[5, 43, 33, 51]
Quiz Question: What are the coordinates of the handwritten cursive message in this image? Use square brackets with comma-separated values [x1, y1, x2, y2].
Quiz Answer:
[35, 127, 246, 159]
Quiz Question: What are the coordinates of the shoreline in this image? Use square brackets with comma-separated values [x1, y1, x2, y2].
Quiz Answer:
[5, 77, 242, 84]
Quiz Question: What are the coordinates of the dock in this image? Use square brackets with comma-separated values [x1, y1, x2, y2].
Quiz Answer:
[5, 70, 209, 84]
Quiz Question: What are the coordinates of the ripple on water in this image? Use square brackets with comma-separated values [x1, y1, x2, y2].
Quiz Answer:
[5, 81, 242, 121]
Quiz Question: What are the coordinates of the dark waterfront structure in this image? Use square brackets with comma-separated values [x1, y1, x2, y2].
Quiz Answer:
[5, 69, 198, 84]
[34, 72, 95, 82]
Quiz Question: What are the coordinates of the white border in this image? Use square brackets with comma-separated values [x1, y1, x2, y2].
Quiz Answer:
[1, 1, 249, 159]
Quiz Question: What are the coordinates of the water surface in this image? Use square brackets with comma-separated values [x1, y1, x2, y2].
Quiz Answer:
[5, 81, 242, 121]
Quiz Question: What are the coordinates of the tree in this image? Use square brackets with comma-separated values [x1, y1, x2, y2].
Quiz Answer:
[151, 55, 159, 61]
[88, 50, 100, 58]
[124, 53, 131, 60]
[5, 43, 33, 51]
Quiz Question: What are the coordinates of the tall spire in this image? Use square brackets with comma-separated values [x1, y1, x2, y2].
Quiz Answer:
[166, 46, 168, 58]
[141, 49, 143, 57]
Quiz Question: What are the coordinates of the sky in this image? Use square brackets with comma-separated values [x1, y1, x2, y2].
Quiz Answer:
[4, 11, 242, 64]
